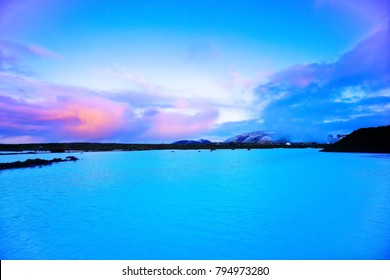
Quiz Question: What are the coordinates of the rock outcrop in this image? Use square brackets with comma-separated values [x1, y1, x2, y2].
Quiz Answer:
[0, 156, 79, 170]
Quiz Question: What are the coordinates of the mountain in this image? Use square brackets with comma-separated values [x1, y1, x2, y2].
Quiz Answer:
[321, 125, 390, 153]
[172, 139, 212, 145]
[224, 131, 274, 144]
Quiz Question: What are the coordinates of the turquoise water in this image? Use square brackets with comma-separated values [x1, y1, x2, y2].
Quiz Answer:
[1, 149, 389, 260]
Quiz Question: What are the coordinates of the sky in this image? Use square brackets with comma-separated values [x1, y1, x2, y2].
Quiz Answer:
[0, 0, 389, 143]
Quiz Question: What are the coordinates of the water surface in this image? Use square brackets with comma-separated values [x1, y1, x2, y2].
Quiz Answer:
[1, 149, 389, 259]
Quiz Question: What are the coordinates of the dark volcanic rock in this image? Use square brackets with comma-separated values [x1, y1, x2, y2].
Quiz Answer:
[321, 125, 390, 153]
[66, 156, 78, 161]
[0, 157, 79, 170]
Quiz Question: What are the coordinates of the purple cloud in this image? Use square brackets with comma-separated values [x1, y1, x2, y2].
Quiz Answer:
[0, 73, 219, 143]
[254, 22, 390, 142]
[0, 45, 221, 142]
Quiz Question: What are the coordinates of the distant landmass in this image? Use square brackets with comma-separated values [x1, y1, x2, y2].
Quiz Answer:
[172, 139, 212, 145]
[321, 125, 390, 153]
[0, 141, 326, 154]
[1, 126, 389, 161]
[172, 131, 277, 145]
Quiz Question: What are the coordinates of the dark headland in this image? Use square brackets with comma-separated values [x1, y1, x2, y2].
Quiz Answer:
[321, 125, 390, 153]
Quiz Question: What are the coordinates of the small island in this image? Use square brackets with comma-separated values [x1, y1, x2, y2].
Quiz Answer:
[0, 156, 79, 170]
[321, 125, 390, 153]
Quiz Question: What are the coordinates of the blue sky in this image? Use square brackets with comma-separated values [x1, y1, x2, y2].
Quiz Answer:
[0, 0, 389, 143]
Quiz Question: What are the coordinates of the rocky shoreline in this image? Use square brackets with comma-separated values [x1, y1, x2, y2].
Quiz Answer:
[0, 156, 79, 170]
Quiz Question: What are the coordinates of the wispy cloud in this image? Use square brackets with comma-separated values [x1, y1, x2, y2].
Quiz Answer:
[93, 63, 158, 92]
[0, 40, 61, 76]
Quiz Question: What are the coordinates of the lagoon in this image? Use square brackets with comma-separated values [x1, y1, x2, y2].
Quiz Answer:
[0, 149, 389, 259]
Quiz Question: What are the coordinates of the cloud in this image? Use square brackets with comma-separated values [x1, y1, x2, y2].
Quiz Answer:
[0, 74, 126, 141]
[253, 22, 390, 141]
[40, 97, 128, 140]
[3, 18, 389, 144]
[0, 40, 60, 61]
[0, 41, 222, 143]
[0, 72, 219, 143]
[0, 40, 61, 75]
[142, 107, 219, 141]
[25, 44, 61, 60]
[93, 63, 158, 92]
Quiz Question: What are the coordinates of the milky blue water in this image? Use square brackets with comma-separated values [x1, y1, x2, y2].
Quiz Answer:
[1, 149, 389, 260]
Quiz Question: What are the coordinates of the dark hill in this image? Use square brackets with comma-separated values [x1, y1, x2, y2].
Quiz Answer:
[321, 125, 390, 153]
[172, 139, 212, 145]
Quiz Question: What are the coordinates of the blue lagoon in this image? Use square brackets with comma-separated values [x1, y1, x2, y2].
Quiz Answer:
[0, 149, 389, 259]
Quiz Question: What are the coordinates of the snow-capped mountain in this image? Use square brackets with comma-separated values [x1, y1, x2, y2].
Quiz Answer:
[224, 131, 274, 143]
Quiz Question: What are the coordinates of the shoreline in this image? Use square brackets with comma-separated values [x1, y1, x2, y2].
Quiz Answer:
[2, 143, 389, 155]
[0, 152, 37, 156]
[0, 142, 328, 154]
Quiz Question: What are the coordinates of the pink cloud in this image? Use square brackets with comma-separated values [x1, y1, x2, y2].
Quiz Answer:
[0, 94, 129, 142]
[40, 97, 128, 140]
[0, 73, 219, 143]
[0, 74, 129, 141]
[143, 107, 219, 140]
[1, 38, 221, 143]
[0, 40, 61, 63]
[26, 44, 62, 60]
